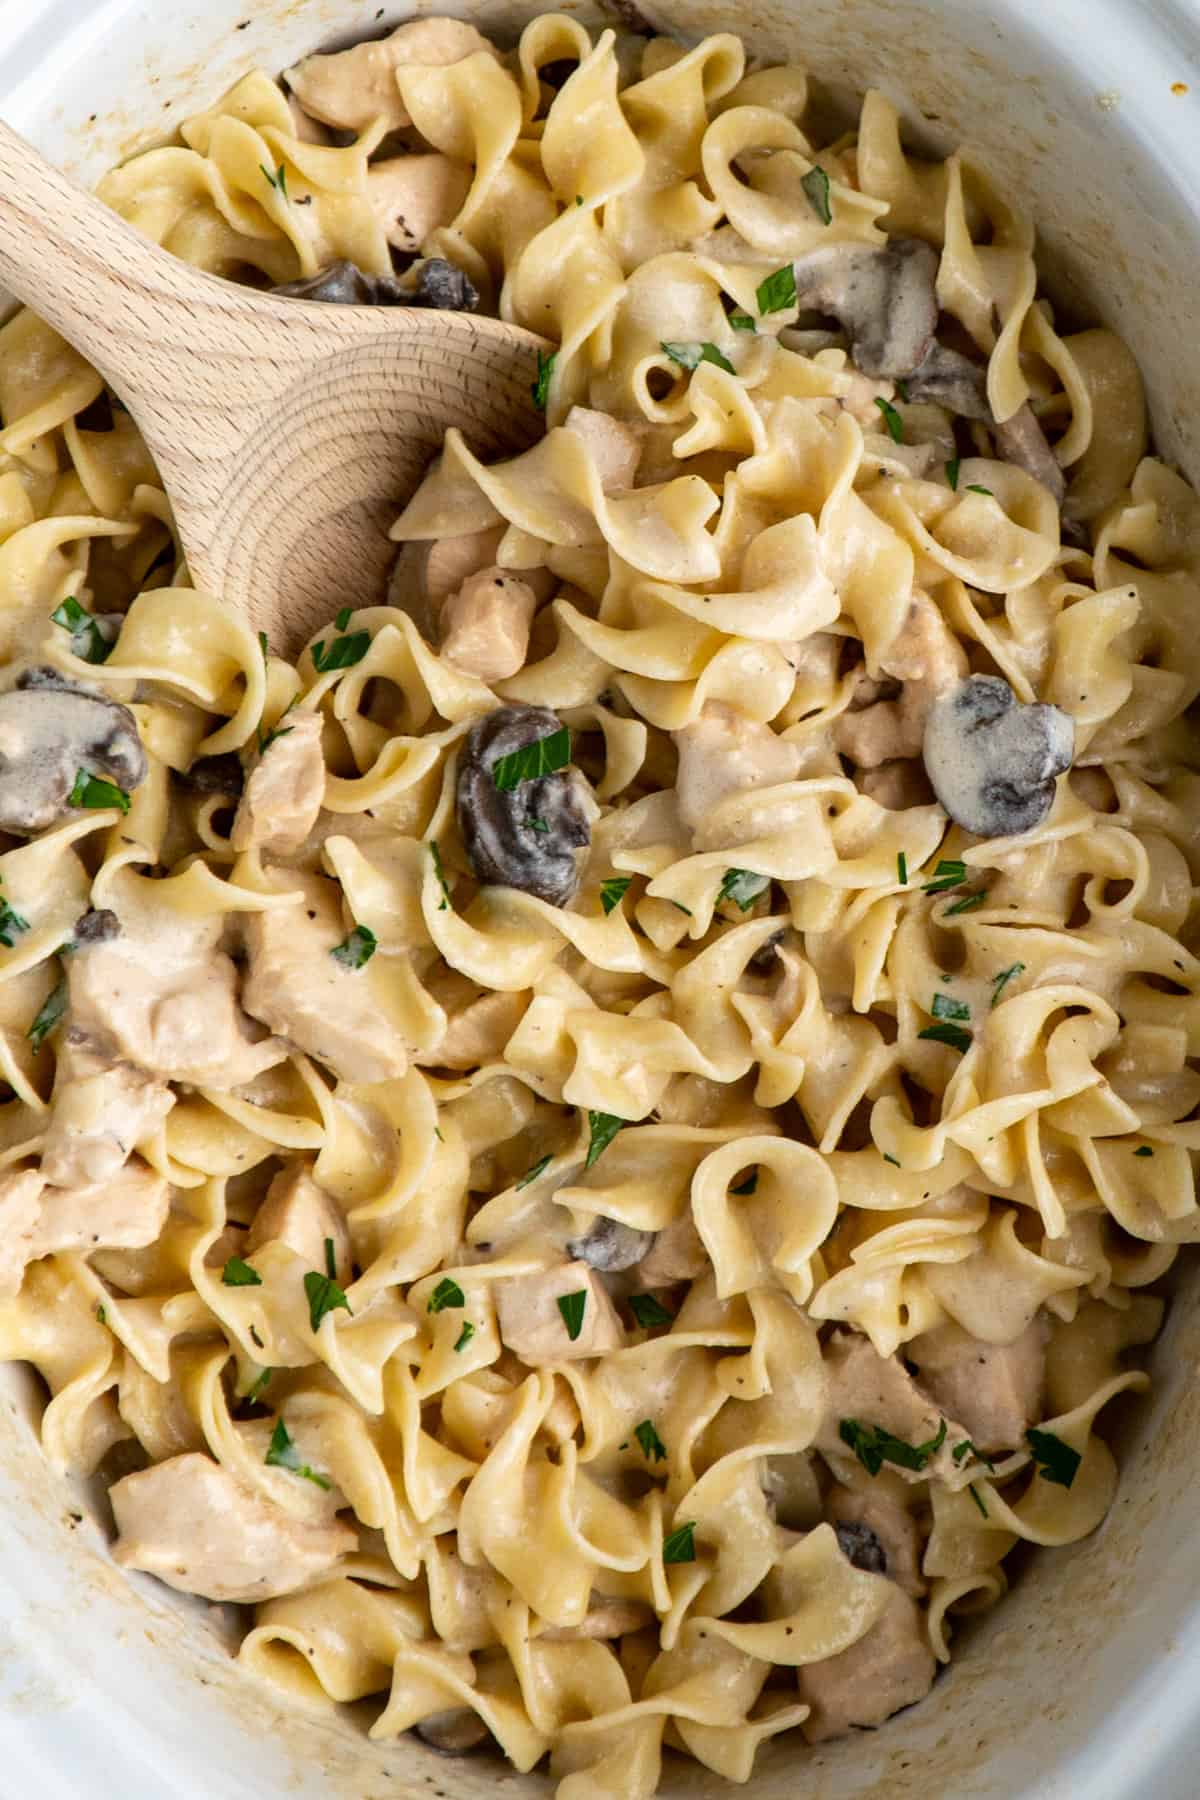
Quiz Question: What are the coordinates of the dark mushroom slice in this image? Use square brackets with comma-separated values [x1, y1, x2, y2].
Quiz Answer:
[902, 342, 992, 420]
[70, 908, 120, 948]
[0, 669, 147, 834]
[456, 704, 591, 907]
[413, 1708, 490, 1754]
[992, 403, 1066, 505]
[567, 1215, 654, 1272]
[834, 1519, 889, 1576]
[923, 674, 1074, 838]
[273, 256, 478, 311]
[791, 238, 938, 379]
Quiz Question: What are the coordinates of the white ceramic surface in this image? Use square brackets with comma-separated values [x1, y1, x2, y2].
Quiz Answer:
[1, 2, 1200, 1795]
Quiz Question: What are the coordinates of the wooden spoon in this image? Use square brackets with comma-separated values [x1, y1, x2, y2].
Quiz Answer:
[0, 120, 547, 652]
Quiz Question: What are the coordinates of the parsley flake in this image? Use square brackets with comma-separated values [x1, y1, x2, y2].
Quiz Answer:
[932, 991, 970, 1023]
[1026, 1426, 1081, 1489]
[600, 875, 632, 915]
[965, 483, 993, 496]
[330, 924, 376, 970]
[755, 264, 796, 315]
[27, 977, 67, 1052]
[634, 1419, 668, 1463]
[918, 1021, 972, 1054]
[335, 607, 353, 631]
[311, 630, 370, 674]
[728, 309, 756, 332]
[244, 1367, 273, 1403]
[532, 349, 556, 411]
[945, 456, 961, 491]
[428, 1277, 465, 1313]
[258, 630, 269, 663]
[517, 1154, 553, 1189]
[953, 1438, 997, 1471]
[557, 1289, 587, 1341]
[96, 1304, 107, 1325]
[492, 726, 571, 792]
[454, 1321, 476, 1353]
[585, 1110, 626, 1170]
[883, 1152, 901, 1167]
[663, 1520, 697, 1564]
[991, 962, 1025, 1006]
[260, 162, 288, 199]
[529, 816, 549, 833]
[800, 163, 832, 225]
[0, 894, 29, 949]
[943, 890, 988, 916]
[429, 840, 452, 911]
[265, 1417, 330, 1489]
[839, 1416, 947, 1477]
[628, 1293, 674, 1328]
[922, 859, 967, 894]
[718, 867, 770, 911]
[69, 769, 130, 813]
[304, 1267, 352, 1333]
[1133, 1145, 1155, 1158]
[969, 1483, 989, 1518]
[897, 851, 908, 885]
[50, 596, 111, 664]
[221, 1256, 262, 1287]
[660, 340, 735, 375]
[875, 396, 905, 443]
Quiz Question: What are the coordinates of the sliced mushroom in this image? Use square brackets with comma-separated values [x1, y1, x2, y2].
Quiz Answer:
[923, 674, 1074, 838]
[833, 1519, 888, 1576]
[180, 753, 244, 798]
[413, 1708, 490, 1755]
[902, 342, 991, 420]
[992, 403, 1066, 505]
[456, 704, 592, 907]
[566, 1215, 654, 1272]
[284, 17, 495, 136]
[0, 668, 147, 834]
[70, 908, 119, 948]
[791, 238, 938, 379]
[273, 257, 478, 311]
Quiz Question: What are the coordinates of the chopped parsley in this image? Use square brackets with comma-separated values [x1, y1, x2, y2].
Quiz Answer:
[27, 976, 67, 1052]
[260, 162, 288, 199]
[875, 396, 905, 444]
[529, 817, 549, 833]
[244, 1367, 273, 1403]
[840, 1416, 947, 1477]
[966, 483, 993, 496]
[454, 1320, 475, 1353]
[943, 890, 988, 916]
[258, 630, 269, 663]
[428, 1277, 465, 1313]
[517, 1154, 553, 1189]
[311, 629, 370, 674]
[634, 1418, 667, 1463]
[0, 892, 30, 949]
[221, 1256, 262, 1287]
[557, 1289, 587, 1340]
[945, 456, 961, 491]
[303, 1265, 353, 1333]
[628, 1293, 674, 1328]
[922, 858, 967, 894]
[660, 340, 735, 375]
[969, 1483, 989, 1518]
[663, 1520, 697, 1564]
[953, 1438, 997, 1471]
[1026, 1426, 1081, 1489]
[918, 1021, 972, 1054]
[265, 1417, 330, 1489]
[585, 1110, 626, 1169]
[257, 695, 298, 755]
[96, 1304, 107, 1325]
[600, 875, 632, 915]
[668, 900, 693, 917]
[800, 163, 832, 225]
[531, 349, 556, 411]
[335, 607, 353, 631]
[50, 596, 111, 664]
[755, 264, 797, 315]
[330, 924, 376, 970]
[897, 851, 908, 885]
[429, 840, 452, 911]
[991, 962, 1025, 1006]
[1133, 1145, 1155, 1158]
[728, 309, 756, 332]
[69, 769, 130, 813]
[717, 867, 770, 912]
[883, 1152, 901, 1167]
[492, 726, 571, 792]
[932, 991, 970, 1023]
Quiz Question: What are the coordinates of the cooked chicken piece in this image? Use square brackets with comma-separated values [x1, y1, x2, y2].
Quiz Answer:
[564, 406, 643, 492]
[285, 17, 494, 135]
[389, 526, 505, 641]
[673, 703, 802, 845]
[417, 989, 527, 1071]
[245, 1161, 351, 1285]
[0, 1170, 46, 1297]
[494, 1260, 624, 1364]
[797, 1585, 936, 1741]
[368, 155, 472, 253]
[41, 1030, 174, 1187]
[30, 1157, 169, 1261]
[834, 594, 967, 768]
[827, 1484, 926, 1597]
[907, 1317, 1047, 1455]
[540, 1599, 653, 1641]
[857, 759, 935, 812]
[439, 569, 538, 684]
[241, 870, 411, 1085]
[66, 898, 283, 1092]
[111, 1452, 355, 1602]
[633, 1212, 707, 1285]
[818, 1329, 964, 1484]
[231, 711, 325, 858]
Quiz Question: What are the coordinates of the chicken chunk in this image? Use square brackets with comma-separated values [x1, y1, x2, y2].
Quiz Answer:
[241, 871, 411, 1085]
[494, 1260, 624, 1364]
[818, 1330, 964, 1485]
[231, 711, 325, 858]
[0, 1170, 45, 1297]
[673, 704, 802, 846]
[285, 17, 494, 135]
[245, 1161, 351, 1286]
[857, 759, 935, 812]
[30, 1158, 169, 1261]
[833, 595, 967, 769]
[389, 526, 505, 641]
[565, 406, 643, 492]
[633, 1212, 707, 1285]
[368, 155, 472, 253]
[111, 1452, 355, 1602]
[827, 1484, 926, 1598]
[907, 1318, 1047, 1455]
[41, 1030, 174, 1187]
[66, 896, 284, 1091]
[540, 1599, 653, 1641]
[417, 988, 527, 1071]
[797, 1585, 936, 1742]
[440, 569, 538, 683]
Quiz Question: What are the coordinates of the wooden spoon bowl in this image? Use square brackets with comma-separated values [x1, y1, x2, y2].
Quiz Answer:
[0, 119, 547, 653]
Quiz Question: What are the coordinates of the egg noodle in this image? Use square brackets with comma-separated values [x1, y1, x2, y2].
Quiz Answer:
[0, 14, 1195, 1793]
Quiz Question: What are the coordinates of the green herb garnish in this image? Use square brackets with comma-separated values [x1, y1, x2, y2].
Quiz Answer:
[557, 1289, 587, 1341]
[717, 867, 770, 912]
[258, 630, 269, 663]
[897, 851, 908, 885]
[945, 457, 961, 491]
[801, 163, 832, 225]
[585, 1110, 626, 1170]
[965, 484, 993, 496]
[969, 1483, 989, 1518]
[532, 349, 556, 411]
[27, 976, 67, 1052]
[96, 1304, 107, 1325]
[991, 962, 1025, 1006]
[600, 875, 632, 915]
[1026, 1426, 1081, 1489]
[311, 630, 370, 674]
[517, 1154, 553, 1190]
[660, 340, 735, 375]
[428, 1277, 465, 1313]
[492, 726, 571, 792]
[634, 1419, 667, 1463]
[261, 162, 288, 199]
[1133, 1145, 1155, 1158]
[222, 1256, 262, 1287]
[304, 1266, 353, 1333]
[839, 1416, 947, 1477]
[918, 1021, 972, 1053]
[454, 1321, 475, 1353]
[728, 310, 756, 332]
[330, 924, 376, 970]
[755, 264, 797, 315]
[883, 1152, 901, 1167]
[69, 769, 130, 813]
[265, 1417, 330, 1489]
[875, 396, 905, 444]
[50, 596, 111, 664]
[244, 1367, 273, 1403]
[943, 890, 988, 916]
[932, 992, 970, 1023]
[922, 859, 966, 894]
[628, 1293, 674, 1328]
[429, 840, 452, 911]
[663, 1520, 697, 1564]
[335, 607, 353, 631]
[952, 1438, 997, 1471]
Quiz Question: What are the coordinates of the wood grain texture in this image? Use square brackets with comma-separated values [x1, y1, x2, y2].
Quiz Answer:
[0, 118, 547, 651]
